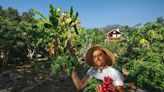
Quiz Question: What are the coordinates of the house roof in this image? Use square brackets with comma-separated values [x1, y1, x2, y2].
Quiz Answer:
[100, 24, 125, 33]
[107, 28, 121, 34]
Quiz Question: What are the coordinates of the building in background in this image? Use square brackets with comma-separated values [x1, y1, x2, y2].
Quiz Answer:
[106, 28, 122, 41]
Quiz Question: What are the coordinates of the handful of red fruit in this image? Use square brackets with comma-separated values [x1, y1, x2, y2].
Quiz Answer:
[101, 76, 115, 92]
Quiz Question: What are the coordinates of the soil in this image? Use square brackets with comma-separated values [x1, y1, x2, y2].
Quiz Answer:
[0, 62, 76, 92]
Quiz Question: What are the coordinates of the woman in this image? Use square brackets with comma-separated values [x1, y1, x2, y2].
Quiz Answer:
[71, 45, 124, 92]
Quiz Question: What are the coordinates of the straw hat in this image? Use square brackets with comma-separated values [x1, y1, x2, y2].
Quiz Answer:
[85, 45, 115, 67]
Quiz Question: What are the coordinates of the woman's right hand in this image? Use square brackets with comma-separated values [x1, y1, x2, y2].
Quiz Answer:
[95, 85, 102, 92]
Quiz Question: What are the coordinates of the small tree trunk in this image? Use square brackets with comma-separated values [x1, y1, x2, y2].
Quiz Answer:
[27, 49, 35, 60]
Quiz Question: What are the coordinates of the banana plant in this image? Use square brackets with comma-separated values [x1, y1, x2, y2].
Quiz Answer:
[32, 4, 80, 57]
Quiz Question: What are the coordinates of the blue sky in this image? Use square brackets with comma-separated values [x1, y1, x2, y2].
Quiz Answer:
[0, 0, 164, 28]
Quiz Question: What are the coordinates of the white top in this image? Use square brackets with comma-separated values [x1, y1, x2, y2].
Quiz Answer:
[87, 66, 124, 86]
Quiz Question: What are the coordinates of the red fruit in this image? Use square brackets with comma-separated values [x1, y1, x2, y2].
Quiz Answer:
[102, 84, 106, 88]
[103, 82, 108, 85]
[101, 76, 115, 92]
[102, 87, 107, 91]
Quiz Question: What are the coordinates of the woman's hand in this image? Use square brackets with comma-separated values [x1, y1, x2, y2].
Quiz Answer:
[95, 85, 102, 92]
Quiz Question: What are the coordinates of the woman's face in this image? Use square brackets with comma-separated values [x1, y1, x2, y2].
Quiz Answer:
[92, 49, 107, 67]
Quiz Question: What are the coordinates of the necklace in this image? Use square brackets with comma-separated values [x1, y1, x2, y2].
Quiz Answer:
[100, 64, 107, 73]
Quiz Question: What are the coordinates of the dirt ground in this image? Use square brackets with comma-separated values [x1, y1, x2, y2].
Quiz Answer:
[0, 63, 76, 92]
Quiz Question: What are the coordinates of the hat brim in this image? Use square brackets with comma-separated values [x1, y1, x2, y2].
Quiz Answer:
[85, 45, 115, 67]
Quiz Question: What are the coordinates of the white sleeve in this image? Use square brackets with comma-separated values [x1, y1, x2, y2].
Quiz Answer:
[86, 68, 92, 75]
[112, 70, 124, 86]
[86, 68, 94, 78]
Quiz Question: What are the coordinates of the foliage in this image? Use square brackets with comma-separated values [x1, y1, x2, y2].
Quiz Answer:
[32, 5, 81, 76]
[32, 5, 80, 57]
[118, 17, 164, 91]
[0, 6, 37, 64]
[124, 60, 164, 91]
[83, 77, 103, 92]
[85, 28, 105, 44]
[51, 55, 77, 75]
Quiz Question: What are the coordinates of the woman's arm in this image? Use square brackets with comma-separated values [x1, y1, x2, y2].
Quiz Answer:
[71, 70, 89, 91]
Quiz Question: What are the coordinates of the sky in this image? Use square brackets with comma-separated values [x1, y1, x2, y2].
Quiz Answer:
[0, 0, 164, 28]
